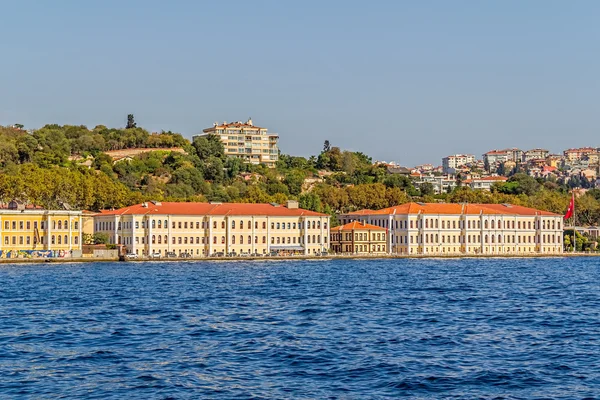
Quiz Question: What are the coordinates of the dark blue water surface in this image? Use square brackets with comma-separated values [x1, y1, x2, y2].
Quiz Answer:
[1, 258, 599, 399]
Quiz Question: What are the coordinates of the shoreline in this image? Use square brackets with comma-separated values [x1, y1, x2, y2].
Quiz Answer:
[0, 252, 595, 264]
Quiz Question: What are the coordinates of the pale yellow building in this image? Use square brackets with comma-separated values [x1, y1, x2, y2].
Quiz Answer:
[0, 201, 83, 258]
[341, 202, 563, 256]
[330, 221, 387, 254]
[194, 118, 279, 167]
[94, 200, 330, 257]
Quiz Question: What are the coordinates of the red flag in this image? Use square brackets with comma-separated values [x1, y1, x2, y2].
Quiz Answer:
[564, 193, 574, 219]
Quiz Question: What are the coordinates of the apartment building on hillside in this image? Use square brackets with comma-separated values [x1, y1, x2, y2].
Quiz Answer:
[340, 202, 563, 256]
[442, 154, 476, 174]
[94, 201, 329, 257]
[193, 118, 279, 167]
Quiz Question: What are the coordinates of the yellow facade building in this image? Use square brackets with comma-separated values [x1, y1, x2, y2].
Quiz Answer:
[341, 202, 563, 256]
[0, 201, 83, 258]
[330, 221, 387, 254]
[94, 201, 330, 257]
[193, 118, 279, 167]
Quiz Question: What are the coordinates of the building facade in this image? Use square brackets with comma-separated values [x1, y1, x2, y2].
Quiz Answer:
[522, 148, 549, 162]
[0, 202, 83, 257]
[193, 118, 279, 167]
[330, 221, 387, 254]
[94, 201, 329, 257]
[340, 202, 563, 256]
[564, 147, 597, 164]
[442, 154, 476, 174]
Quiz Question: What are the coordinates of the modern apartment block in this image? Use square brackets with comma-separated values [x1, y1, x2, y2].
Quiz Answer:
[340, 202, 563, 256]
[93, 201, 329, 257]
[0, 201, 83, 257]
[563, 147, 597, 163]
[193, 118, 279, 167]
[442, 154, 476, 174]
[522, 148, 549, 162]
[483, 148, 523, 171]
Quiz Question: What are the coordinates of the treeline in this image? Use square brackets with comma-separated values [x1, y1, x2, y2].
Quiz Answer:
[1, 123, 598, 227]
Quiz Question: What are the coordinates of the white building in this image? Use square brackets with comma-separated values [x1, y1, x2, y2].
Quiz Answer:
[340, 202, 563, 256]
[442, 154, 476, 174]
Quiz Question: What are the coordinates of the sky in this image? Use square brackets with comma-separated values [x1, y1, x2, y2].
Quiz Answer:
[1, 0, 599, 166]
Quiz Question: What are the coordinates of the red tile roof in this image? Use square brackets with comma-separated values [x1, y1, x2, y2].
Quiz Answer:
[334, 221, 387, 231]
[343, 202, 559, 216]
[96, 202, 327, 217]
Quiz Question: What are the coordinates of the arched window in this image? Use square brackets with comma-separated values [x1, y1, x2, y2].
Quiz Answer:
[240, 236, 244, 244]
[263, 236, 266, 243]
[248, 236, 252, 244]
[485, 235, 489, 243]
[277, 237, 280, 244]
[240, 221, 244, 229]
[231, 221, 236, 229]
[221, 236, 225, 244]
[58, 221, 62, 230]
[74, 236, 79, 245]
[263, 222, 266, 229]
[221, 221, 225, 229]
[158, 220, 162, 229]
[311, 221, 315, 229]
[3, 221, 7, 230]
[276, 223, 280, 229]
[232, 236, 236, 244]
[158, 235, 162, 244]
[307, 236, 311, 244]
[51, 235, 56, 244]
[491, 220, 495, 229]
[164, 220, 167, 228]
[178, 237, 182, 244]
[484, 220, 488, 229]
[58, 235, 62, 244]
[254, 236, 258, 244]
[213, 237, 217, 244]
[312, 235, 316, 243]
[491, 235, 495, 243]
[271, 237, 274, 244]
[184, 237, 188, 244]
[152, 220, 156, 228]
[64, 235, 68, 244]
[152, 235, 156, 244]
[213, 221, 217, 229]
[498, 235, 502, 243]
[164, 235, 167, 243]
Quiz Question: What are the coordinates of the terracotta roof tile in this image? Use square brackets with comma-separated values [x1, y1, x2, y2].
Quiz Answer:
[343, 202, 560, 217]
[334, 221, 387, 231]
[96, 202, 327, 217]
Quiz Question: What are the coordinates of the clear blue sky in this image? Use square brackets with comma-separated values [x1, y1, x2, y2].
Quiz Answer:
[1, 0, 598, 166]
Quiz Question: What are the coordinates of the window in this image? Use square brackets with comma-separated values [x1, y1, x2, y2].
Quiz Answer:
[178, 222, 182, 229]
[213, 237, 217, 244]
[184, 222, 188, 229]
[12, 236, 16, 245]
[26, 221, 30, 229]
[178, 237, 182, 244]
[152, 220, 156, 228]
[263, 222, 266, 229]
[184, 237, 188, 244]
[74, 221, 78, 230]
[232, 236, 236, 244]
[232, 221, 236, 229]
[4, 237, 7, 245]
[158, 235, 162, 244]
[74, 237, 78, 245]
[64, 220, 68, 229]
[213, 221, 217, 229]
[152, 235, 156, 244]
[263, 236, 266, 244]
[240, 221, 244, 229]
[19, 236, 23, 245]
[240, 236, 244, 244]
[221, 236, 225, 244]
[4, 221, 8, 230]
[196, 222, 200, 229]
[172, 237, 176, 244]
[58, 235, 62, 244]
[221, 222, 225, 229]
[64, 235, 68, 244]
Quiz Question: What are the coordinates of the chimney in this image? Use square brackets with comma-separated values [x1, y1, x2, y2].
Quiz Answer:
[286, 200, 298, 209]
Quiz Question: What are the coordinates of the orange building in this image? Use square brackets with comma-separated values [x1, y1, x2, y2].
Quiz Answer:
[330, 221, 387, 254]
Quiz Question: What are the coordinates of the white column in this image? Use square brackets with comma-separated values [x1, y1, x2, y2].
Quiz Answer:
[68, 215, 73, 251]
[208, 217, 212, 255]
[148, 217, 153, 255]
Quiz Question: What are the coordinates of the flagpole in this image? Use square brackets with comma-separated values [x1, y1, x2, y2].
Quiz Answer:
[572, 191, 576, 254]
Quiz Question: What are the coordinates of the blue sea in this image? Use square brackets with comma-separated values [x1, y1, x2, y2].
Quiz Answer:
[0, 258, 599, 399]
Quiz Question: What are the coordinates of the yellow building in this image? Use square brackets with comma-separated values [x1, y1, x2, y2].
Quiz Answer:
[94, 200, 329, 257]
[194, 118, 279, 167]
[341, 202, 563, 256]
[0, 201, 83, 258]
[330, 221, 387, 254]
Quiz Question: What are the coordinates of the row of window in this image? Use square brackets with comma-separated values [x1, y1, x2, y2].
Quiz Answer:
[334, 244, 386, 253]
[99, 219, 327, 232]
[3, 235, 78, 246]
[116, 235, 328, 246]
[345, 218, 562, 231]
[331, 232, 386, 242]
[393, 233, 561, 245]
[2, 220, 78, 231]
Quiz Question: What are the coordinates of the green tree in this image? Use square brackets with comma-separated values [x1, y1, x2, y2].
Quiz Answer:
[126, 114, 137, 129]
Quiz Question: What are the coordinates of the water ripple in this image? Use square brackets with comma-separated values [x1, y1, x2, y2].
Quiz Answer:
[0, 258, 599, 398]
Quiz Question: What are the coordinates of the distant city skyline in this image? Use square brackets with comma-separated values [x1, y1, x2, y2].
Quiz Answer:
[1, 0, 598, 166]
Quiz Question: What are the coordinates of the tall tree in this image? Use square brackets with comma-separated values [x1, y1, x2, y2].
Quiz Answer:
[126, 114, 137, 129]
[323, 140, 331, 153]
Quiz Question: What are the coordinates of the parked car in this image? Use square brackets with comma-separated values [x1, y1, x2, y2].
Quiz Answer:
[179, 252, 192, 258]
[166, 251, 177, 258]
[149, 252, 161, 259]
[239, 252, 250, 257]
[250, 252, 263, 257]
[211, 252, 225, 258]
[226, 251, 238, 257]
[125, 253, 138, 259]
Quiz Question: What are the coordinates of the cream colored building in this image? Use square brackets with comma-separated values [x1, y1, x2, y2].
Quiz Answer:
[0, 201, 83, 257]
[194, 118, 279, 167]
[341, 202, 563, 256]
[94, 201, 329, 257]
